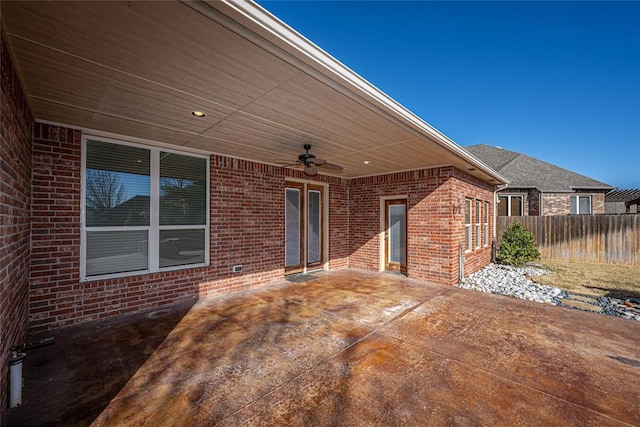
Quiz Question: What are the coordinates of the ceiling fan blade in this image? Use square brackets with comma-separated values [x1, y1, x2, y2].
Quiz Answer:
[318, 162, 343, 171]
[310, 158, 327, 166]
[274, 160, 302, 168]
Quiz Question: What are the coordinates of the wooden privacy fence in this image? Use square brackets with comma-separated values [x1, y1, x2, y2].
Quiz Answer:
[496, 215, 640, 265]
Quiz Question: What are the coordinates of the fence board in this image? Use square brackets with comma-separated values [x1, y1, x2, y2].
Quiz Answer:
[496, 215, 639, 265]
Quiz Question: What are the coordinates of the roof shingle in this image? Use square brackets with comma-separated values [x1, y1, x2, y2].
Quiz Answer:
[466, 144, 613, 192]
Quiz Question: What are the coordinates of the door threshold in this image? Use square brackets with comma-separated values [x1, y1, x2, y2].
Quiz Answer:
[384, 270, 407, 277]
[285, 273, 317, 283]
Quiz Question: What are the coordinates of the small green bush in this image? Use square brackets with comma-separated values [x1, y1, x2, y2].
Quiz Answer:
[496, 222, 540, 266]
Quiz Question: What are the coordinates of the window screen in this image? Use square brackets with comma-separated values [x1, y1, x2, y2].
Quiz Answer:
[83, 138, 208, 279]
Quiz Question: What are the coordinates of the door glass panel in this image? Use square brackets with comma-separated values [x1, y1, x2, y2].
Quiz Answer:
[389, 204, 406, 264]
[285, 188, 301, 267]
[308, 190, 321, 264]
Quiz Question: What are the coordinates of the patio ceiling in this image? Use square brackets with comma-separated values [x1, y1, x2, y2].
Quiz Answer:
[2, 0, 506, 182]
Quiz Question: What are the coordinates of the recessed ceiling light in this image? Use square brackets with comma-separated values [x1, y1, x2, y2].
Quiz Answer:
[191, 111, 206, 118]
[363, 160, 370, 165]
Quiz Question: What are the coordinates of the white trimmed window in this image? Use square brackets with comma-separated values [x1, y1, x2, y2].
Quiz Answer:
[475, 200, 481, 249]
[483, 201, 489, 246]
[464, 199, 472, 251]
[81, 136, 209, 280]
[570, 195, 591, 215]
[498, 195, 523, 216]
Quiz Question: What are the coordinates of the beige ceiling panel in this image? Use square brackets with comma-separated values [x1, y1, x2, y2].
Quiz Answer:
[3, 1, 300, 110]
[200, 113, 346, 155]
[241, 74, 418, 152]
[184, 135, 396, 178]
[359, 139, 454, 169]
[332, 155, 408, 178]
[10, 38, 233, 134]
[183, 136, 284, 161]
[30, 99, 196, 147]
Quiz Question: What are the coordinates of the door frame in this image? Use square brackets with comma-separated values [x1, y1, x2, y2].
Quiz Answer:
[285, 179, 329, 274]
[379, 195, 408, 274]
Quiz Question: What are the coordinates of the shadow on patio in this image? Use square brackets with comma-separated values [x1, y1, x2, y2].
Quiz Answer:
[8, 269, 640, 426]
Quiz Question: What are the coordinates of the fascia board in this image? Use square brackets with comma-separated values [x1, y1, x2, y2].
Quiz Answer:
[570, 185, 615, 191]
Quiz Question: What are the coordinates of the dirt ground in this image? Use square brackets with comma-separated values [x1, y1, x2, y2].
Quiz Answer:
[532, 260, 640, 299]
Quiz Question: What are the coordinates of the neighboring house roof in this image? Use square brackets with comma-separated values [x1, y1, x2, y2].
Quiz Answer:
[465, 144, 613, 193]
[1, 1, 507, 185]
[605, 189, 640, 203]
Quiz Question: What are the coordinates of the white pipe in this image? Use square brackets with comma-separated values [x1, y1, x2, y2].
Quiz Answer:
[9, 349, 26, 407]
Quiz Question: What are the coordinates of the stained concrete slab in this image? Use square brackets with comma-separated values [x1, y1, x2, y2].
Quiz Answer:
[7, 269, 640, 426]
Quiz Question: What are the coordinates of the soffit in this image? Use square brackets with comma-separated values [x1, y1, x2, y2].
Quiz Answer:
[2, 0, 505, 182]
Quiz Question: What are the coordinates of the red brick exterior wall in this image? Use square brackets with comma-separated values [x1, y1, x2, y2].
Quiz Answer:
[28, 129, 351, 332]
[542, 191, 606, 216]
[349, 167, 494, 285]
[1, 34, 33, 424]
[30, 126, 83, 331]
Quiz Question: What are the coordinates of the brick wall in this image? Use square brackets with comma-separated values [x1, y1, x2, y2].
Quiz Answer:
[28, 128, 351, 331]
[543, 191, 606, 216]
[30, 125, 83, 331]
[1, 33, 33, 424]
[349, 167, 493, 285]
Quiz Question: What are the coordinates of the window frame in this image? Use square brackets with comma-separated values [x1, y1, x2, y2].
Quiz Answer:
[483, 201, 489, 247]
[475, 200, 481, 249]
[80, 135, 210, 281]
[464, 199, 472, 252]
[570, 195, 592, 215]
[498, 195, 523, 216]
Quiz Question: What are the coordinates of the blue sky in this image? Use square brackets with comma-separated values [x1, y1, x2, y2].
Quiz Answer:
[257, 1, 640, 188]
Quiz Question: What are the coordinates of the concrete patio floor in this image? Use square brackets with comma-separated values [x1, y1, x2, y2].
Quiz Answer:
[8, 269, 640, 426]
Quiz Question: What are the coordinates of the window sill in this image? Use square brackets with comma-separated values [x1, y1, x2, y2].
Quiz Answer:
[81, 262, 209, 282]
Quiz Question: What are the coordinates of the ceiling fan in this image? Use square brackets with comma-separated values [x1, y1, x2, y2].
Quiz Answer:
[277, 144, 344, 176]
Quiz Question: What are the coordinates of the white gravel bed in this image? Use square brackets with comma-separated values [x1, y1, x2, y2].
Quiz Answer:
[456, 263, 565, 305]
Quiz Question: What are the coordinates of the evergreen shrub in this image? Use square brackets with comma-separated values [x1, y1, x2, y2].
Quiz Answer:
[496, 222, 540, 266]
